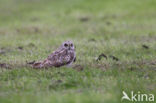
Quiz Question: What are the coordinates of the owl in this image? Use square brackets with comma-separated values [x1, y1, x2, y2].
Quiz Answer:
[32, 41, 76, 69]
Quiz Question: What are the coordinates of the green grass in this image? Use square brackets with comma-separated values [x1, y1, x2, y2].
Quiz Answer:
[0, 0, 156, 103]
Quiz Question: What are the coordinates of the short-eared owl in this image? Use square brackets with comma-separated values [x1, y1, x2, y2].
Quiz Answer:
[32, 41, 76, 69]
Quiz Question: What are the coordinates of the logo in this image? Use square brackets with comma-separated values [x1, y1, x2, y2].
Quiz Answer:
[122, 91, 154, 102]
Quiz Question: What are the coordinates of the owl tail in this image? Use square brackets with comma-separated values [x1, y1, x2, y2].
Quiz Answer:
[32, 59, 51, 69]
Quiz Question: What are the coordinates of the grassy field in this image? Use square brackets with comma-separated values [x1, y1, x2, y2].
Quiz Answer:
[0, 0, 156, 103]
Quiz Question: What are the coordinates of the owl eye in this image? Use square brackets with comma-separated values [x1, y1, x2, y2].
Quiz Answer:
[71, 44, 73, 47]
[64, 43, 68, 47]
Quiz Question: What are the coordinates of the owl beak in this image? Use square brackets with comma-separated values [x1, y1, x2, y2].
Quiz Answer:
[69, 46, 71, 50]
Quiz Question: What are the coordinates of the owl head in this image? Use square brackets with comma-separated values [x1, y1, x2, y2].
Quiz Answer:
[62, 41, 75, 50]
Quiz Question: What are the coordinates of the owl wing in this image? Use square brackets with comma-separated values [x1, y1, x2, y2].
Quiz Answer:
[33, 48, 75, 68]
[47, 48, 74, 67]
[32, 48, 67, 68]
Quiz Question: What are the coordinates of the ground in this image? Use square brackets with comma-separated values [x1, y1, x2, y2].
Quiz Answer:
[0, 0, 156, 103]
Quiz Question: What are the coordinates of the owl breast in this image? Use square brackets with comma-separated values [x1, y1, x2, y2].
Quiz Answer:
[61, 50, 75, 65]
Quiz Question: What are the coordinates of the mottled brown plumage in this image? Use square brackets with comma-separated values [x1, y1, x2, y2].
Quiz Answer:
[32, 41, 76, 69]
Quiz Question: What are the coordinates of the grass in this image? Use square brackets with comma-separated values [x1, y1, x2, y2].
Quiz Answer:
[0, 0, 156, 103]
